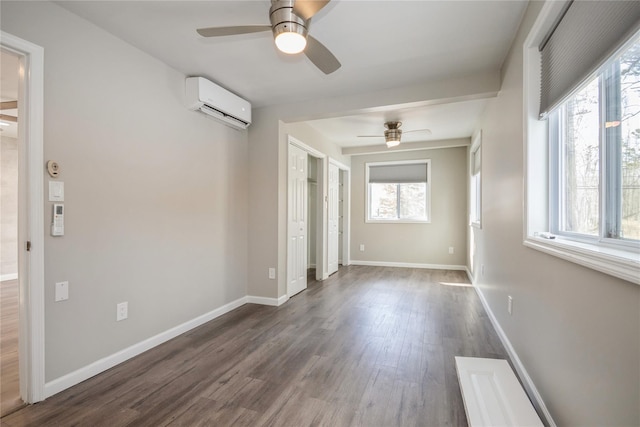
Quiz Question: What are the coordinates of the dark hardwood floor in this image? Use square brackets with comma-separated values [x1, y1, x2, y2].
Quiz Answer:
[1, 266, 508, 426]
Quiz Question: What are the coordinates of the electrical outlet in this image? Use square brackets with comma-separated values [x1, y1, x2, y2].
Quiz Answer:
[359, 244, 365, 252]
[449, 247, 454, 254]
[508, 296, 513, 315]
[55, 281, 69, 302]
[268, 268, 276, 279]
[117, 302, 128, 321]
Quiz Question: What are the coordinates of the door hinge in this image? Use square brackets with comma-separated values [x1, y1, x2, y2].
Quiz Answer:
[26, 241, 31, 252]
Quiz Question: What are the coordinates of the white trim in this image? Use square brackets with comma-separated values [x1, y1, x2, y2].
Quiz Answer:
[524, 237, 639, 285]
[246, 295, 288, 306]
[469, 130, 482, 228]
[328, 157, 349, 171]
[277, 294, 289, 305]
[350, 260, 467, 271]
[44, 296, 248, 398]
[287, 135, 326, 159]
[473, 285, 557, 427]
[1, 31, 46, 404]
[464, 267, 473, 283]
[1, 273, 19, 282]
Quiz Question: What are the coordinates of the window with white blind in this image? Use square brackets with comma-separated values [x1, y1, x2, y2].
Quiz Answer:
[366, 160, 431, 223]
[524, 0, 640, 284]
[470, 131, 482, 227]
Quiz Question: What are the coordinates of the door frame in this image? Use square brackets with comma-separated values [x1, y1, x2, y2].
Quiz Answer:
[1, 31, 46, 403]
[328, 158, 351, 268]
[287, 135, 326, 297]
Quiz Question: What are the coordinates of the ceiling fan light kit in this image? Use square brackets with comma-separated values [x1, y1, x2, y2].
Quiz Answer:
[196, 0, 340, 74]
[271, 0, 308, 54]
[384, 121, 402, 147]
[358, 121, 432, 148]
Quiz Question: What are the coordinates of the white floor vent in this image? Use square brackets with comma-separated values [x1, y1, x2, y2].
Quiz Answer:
[455, 357, 544, 427]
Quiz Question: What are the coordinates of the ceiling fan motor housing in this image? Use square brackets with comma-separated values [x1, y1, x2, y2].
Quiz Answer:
[384, 121, 402, 143]
[270, 0, 308, 40]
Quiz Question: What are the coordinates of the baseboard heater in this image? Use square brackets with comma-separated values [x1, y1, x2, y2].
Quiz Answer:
[455, 357, 543, 427]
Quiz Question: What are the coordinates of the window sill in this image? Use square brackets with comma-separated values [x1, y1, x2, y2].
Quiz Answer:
[366, 219, 431, 224]
[523, 235, 640, 285]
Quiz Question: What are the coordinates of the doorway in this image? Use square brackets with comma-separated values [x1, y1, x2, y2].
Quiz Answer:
[1, 31, 46, 407]
[328, 159, 350, 275]
[287, 135, 350, 298]
[1, 47, 23, 417]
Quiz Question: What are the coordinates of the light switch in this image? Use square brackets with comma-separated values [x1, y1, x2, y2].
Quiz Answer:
[55, 281, 69, 302]
[49, 181, 64, 202]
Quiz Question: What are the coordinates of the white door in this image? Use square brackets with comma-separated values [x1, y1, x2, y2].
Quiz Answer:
[287, 144, 308, 297]
[327, 162, 339, 275]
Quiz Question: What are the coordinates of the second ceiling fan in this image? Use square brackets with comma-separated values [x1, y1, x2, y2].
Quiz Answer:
[359, 121, 432, 148]
[196, 0, 340, 75]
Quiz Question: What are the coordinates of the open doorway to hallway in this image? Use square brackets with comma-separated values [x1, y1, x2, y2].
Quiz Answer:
[1, 47, 24, 417]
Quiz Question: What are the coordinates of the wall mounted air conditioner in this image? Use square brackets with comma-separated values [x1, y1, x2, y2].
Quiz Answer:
[186, 77, 251, 130]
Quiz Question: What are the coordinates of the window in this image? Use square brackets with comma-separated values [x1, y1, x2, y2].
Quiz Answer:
[524, 1, 640, 284]
[366, 160, 430, 223]
[550, 39, 640, 243]
[470, 131, 482, 227]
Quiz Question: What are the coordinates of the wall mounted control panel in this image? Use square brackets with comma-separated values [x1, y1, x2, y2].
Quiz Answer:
[51, 203, 64, 236]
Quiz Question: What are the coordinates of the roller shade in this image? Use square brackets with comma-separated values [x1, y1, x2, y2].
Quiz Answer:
[539, 0, 640, 117]
[368, 163, 428, 184]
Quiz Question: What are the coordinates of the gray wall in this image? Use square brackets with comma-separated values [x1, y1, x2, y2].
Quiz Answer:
[471, 1, 640, 425]
[2, 1, 249, 381]
[249, 73, 500, 302]
[1, 136, 18, 279]
[351, 145, 468, 266]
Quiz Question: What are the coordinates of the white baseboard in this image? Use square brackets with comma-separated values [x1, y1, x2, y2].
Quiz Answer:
[44, 295, 248, 399]
[1, 273, 18, 282]
[465, 267, 474, 283]
[473, 285, 557, 427]
[246, 295, 288, 306]
[350, 260, 467, 271]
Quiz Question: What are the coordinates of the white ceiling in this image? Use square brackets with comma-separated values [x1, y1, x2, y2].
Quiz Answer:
[55, 0, 528, 148]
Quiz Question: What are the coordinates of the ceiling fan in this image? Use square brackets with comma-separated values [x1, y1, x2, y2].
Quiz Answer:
[196, 0, 340, 75]
[0, 100, 17, 128]
[358, 121, 432, 148]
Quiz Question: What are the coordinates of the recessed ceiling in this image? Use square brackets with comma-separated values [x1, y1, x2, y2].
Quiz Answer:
[54, 0, 527, 147]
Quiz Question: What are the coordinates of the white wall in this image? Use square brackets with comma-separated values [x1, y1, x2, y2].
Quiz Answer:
[471, 1, 640, 425]
[350, 144, 468, 267]
[1, 1, 249, 382]
[1, 136, 18, 279]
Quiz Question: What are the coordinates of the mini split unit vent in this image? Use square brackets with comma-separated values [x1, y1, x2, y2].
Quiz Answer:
[186, 77, 251, 130]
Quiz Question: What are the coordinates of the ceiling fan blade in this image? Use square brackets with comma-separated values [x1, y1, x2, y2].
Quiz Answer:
[357, 135, 383, 138]
[404, 128, 432, 135]
[0, 100, 18, 110]
[0, 114, 17, 123]
[293, 0, 330, 21]
[305, 35, 340, 74]
[197, 25, 271, 38]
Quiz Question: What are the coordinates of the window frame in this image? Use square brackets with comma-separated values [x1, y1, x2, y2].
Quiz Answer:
[523, 2, 640, 285]
[365, 159, 431, 224]
[470, 130, 482, 228]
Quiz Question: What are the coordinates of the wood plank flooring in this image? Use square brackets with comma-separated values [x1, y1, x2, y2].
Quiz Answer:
[1, 279, 23, 417]
[1, 266, 508, 426]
